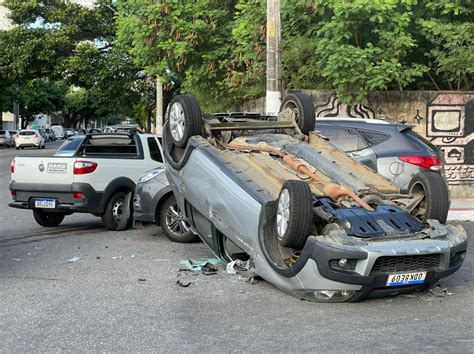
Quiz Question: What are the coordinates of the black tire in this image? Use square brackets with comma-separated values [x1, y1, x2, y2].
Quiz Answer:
[158, 195, 199, 243]
[166, 94, 202, 148]
[408, 171, 449, 224]
[279, 92, 315, 135]
[33, 210, 65, 227]
[275, 180, 313, 249]
[101, 191, 133, 231]
[15, 146, 19, 150]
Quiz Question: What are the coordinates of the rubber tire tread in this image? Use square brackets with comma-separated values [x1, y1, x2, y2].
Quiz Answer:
[408, 171, 449, 224]
[33, 210, 65, 227]
[168, 94, 202, 148]
[102, 191, 128, 231]
[276, 180, 313, 249]
[158, 195, 199, 243]
[279, 92, 315, 135]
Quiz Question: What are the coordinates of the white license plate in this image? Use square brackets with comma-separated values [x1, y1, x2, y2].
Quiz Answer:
[386, 272, 426, 287]
[34, 199, 55, 209]
[47, 163, 67, 174]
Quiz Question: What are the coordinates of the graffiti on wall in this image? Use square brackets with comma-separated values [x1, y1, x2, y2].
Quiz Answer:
[426, 94, 474, 186]
[315, 94, 376, 119]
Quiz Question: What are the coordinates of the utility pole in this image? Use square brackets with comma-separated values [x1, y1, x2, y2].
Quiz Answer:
[266, 0, 282, 116]
[156, 77, 163, 136]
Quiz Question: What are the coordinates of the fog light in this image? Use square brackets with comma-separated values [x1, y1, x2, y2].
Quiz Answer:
[293, 289, 359, 302]
[338, 259, 347, 267]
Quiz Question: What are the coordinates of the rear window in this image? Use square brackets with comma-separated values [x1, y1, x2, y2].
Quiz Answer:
[19, 131, 35, 136]
[80, 136, 138, 157]
[0, 130, 6, 134]
[405, 130, 438, 152]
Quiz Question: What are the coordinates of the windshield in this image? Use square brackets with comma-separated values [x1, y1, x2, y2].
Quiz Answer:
[57, 137, 84, 154]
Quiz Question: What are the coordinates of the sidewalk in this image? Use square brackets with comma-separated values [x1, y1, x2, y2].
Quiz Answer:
[447, 198, 474, 221]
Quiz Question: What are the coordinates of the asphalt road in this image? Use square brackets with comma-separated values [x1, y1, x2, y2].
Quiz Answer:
[0, 142, 473, 352]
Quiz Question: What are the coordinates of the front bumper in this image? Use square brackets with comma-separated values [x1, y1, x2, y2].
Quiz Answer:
[290, 221, 468, 302]
[9, 181, 104, 214]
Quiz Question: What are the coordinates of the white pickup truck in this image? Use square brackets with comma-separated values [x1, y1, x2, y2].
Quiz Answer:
[9, 132, 164, 230]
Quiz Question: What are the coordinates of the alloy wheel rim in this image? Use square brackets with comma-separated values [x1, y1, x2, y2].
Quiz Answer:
[276, 189, 290, 238]
[169, 102, 185, 141]
[165, 202, 190, 236]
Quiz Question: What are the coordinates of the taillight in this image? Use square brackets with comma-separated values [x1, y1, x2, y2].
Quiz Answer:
[35, 133, 39, 138]
[73, 161, 98, 175]
[73, 192, 87, 199]
[399, 156, 443, 171]
[11, 159, 15, 173]
[10, 189, 16, 197]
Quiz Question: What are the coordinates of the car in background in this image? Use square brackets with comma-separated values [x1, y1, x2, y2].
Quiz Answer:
[38, 129, 49, 142]
[15, 129, 45, 150]
[51, 125, 65, 139]
[64, 128, 76, 138]
[44, 128, 56, 142]
[316, 118, 449, 223]
[54, 135, 85, 157]
[0, 130, 15, 148]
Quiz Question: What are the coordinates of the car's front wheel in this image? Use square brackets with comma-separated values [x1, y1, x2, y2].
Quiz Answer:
[275, 180, 313, 249]
[158, 195, 198, 243]
[33, 210, 65, 227]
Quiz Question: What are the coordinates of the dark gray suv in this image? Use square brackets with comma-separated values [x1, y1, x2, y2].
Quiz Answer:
[316, 118, 449, 223]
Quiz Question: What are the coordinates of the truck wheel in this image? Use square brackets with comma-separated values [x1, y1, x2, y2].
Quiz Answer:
[408, 171, 449, 224]
[279, 92, 315, 135]
[158, 195, 198, 243]
[275, 180, 313, 249]
[33, 210, 65, 227]
[102, 191, 133, 231]
[167, 94, 202, 148]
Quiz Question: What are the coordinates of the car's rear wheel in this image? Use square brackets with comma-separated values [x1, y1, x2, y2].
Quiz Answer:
[102, 191, 133, 231]
[408, 171, 449, 224]
[279, 92, 315, 135]
[158, 195, 198, 243]
[167, 94, 202, 148]
[275, 180, 313, 249]
[33, 210, 65, 227]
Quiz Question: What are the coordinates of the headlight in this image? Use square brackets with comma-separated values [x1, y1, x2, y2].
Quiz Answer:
[138, 169, 163, 184]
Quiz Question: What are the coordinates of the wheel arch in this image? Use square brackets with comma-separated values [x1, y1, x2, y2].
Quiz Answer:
[100, 177, 136, 212]
[154, 188, 174, 226]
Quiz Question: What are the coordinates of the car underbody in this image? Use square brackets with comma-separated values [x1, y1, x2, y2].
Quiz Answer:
[163, 93, 468, 302]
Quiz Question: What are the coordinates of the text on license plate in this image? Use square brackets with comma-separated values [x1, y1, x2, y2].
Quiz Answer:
[386, 272, 426, 287]
[34, 199, 55, 209]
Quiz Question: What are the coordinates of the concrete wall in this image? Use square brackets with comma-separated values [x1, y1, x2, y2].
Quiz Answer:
[240, 90, 474, 197]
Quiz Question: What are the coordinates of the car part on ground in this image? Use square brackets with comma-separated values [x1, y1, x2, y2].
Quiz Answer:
[163, 92, 467, 302]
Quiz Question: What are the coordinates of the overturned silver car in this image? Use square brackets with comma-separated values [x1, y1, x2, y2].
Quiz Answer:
[163, 92, 468, 302]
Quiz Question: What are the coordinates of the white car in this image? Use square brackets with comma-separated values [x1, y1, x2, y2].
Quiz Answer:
[51, 125, 65, 139]
[10, 132, 164, 231]
[15, 129, 45, 150]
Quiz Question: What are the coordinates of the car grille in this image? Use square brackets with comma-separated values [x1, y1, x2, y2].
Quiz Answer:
[370, 254, 441, 275]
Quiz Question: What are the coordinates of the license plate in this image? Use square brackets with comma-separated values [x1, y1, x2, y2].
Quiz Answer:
[386, 272, 426, 287]
[34, 199, 55, 209]
[48, 163, 67, 174]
